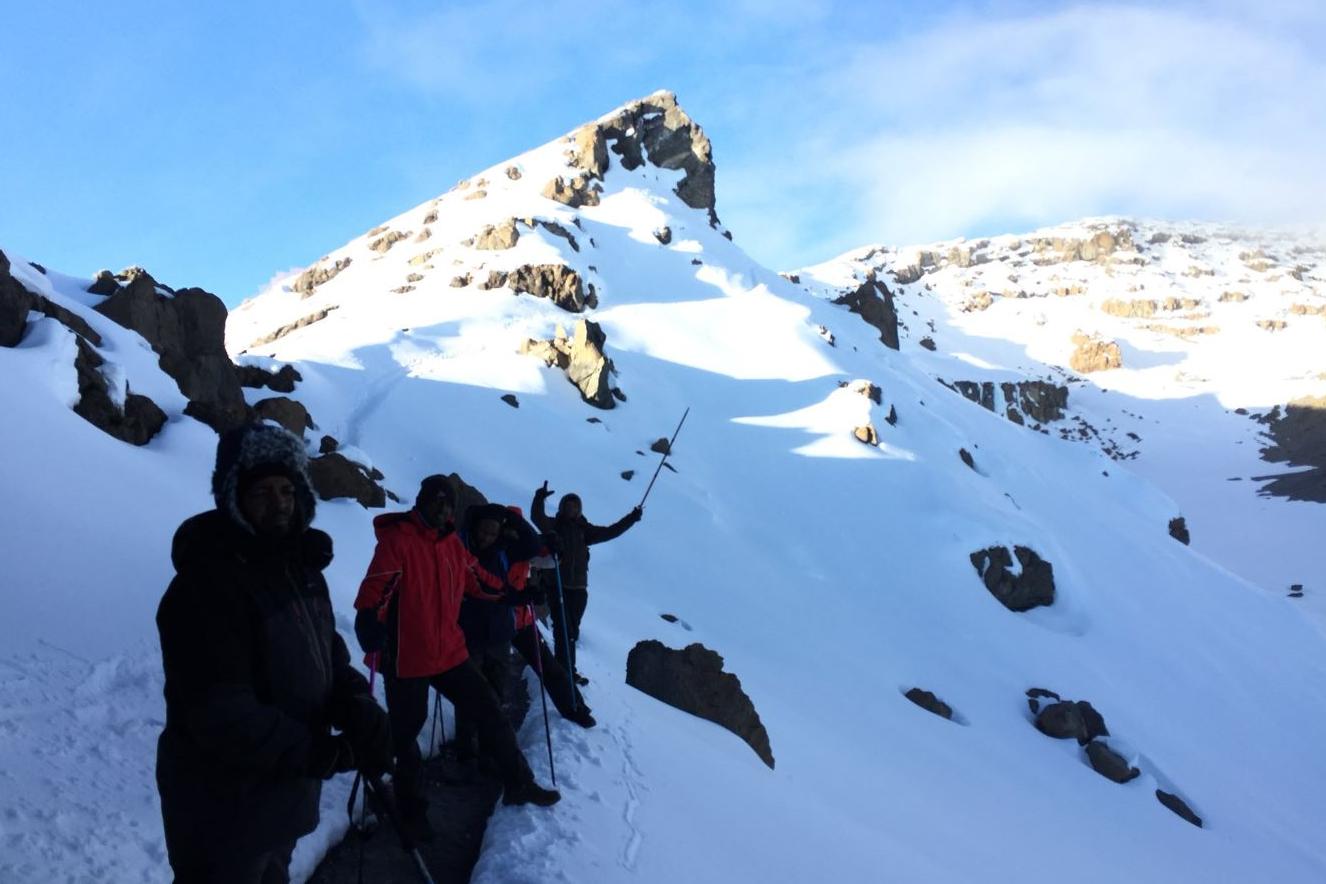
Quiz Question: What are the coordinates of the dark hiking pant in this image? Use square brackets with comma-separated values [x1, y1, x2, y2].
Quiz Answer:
[512, 624, 585, 717]
[551, 584, 588, 676]
[384, 659, 533, 798]
[454, 640, 512, 758]
[168, 840, 295, 884]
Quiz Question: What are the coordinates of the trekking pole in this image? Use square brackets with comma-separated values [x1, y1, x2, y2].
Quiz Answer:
[527, 604, 557, 786]
[549, 553, 579, 713]
[362, 773, 437, 884]
[639, 407, 690, 507]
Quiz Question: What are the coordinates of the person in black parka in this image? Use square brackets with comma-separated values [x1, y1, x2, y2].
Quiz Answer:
[156, 423, 391, 884]
[530, 482, 642, 684]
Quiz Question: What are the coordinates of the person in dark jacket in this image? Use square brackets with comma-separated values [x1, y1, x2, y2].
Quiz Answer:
[530, 481, 642, 684]
[354, 476, 559, 838]
[156, 422, 392, 884]
[453, 503, 541, 760]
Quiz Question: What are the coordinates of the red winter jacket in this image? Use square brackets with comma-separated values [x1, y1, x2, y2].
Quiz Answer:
[354, 511, 503, 679]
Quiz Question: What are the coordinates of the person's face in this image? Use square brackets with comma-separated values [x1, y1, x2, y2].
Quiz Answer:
[473, 518, 501, 551]
[558, 498, 581, 520]
[241, 475, 297, 537]
[421, 493, 454, 529]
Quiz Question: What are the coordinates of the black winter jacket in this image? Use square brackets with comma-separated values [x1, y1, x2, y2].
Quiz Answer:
[530, 498, 637, 590]
[155, 510, 368, 860]
[458, 507, 542, 649]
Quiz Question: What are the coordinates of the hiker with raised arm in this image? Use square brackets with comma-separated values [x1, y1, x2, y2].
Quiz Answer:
[354, 476, 559, 841]
[530, 481, 642, 685]
[156, 423, 392, 884]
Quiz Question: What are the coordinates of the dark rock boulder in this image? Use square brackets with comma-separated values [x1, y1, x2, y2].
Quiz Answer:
[319, 435, 338, 454]
[72, 338, 167, 446]
[252, 397, 313, 436]
[626, 640, 774, 768]
[487, 265, 595, 312]
[87, 270, 119, 296]
[1032, 697, 1108, 745]
[1257, 397, 1326, 502]
[94, 267, 247, 432]
[959, 448, 975, 470]
[1168, 516, 1190, 545]
[1156, 790, 1203, 827]
[237, 363, 302, 393]
[1, 250, 103, 347]
[833, 275, 899, 350]
[904, 688, 953, 721]
[1025, 688, 1061, 713]
[500, 393, 519, 408]
[1085, 741, 1139, 783]
[970, 545, 1056, 611]
[308, 453, 387, 508]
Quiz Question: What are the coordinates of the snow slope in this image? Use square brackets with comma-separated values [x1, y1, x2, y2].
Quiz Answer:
[797, 220, 1326, 629]
[3, 94, 1326, 883]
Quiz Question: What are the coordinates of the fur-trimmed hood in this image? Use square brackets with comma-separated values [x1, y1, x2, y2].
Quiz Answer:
[211, 422, 317, 533]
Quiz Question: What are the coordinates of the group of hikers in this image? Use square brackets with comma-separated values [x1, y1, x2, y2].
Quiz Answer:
[154, 422, 643, 882]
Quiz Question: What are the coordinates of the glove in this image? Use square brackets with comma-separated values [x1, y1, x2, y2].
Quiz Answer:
[628, 506, 643, 524]
[534, 480, 554, 502]
[540, 532, 561, 555]
[342, 695, 393, 776]
[308, 733, 356, 780]
[354, 608, 387, 654]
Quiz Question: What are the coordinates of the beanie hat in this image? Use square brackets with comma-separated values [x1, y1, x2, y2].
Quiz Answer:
[212, 422, 317, 533]
[416, 474, 454, 510]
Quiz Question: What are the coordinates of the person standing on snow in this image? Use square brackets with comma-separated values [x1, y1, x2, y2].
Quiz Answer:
[530, 481, 642, 685]
[453, 503, 542, 762]
[462, 503, 596, 731]
[156, 423, 392, 884]
[353, 476, 559, 839]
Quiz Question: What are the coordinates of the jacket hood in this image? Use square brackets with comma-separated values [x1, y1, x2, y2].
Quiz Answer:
[211, 422, 317, 534]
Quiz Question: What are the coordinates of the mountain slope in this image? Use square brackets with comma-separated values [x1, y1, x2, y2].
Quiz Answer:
[796, 218, 1326, 628]
[2, 95, 1326, 883]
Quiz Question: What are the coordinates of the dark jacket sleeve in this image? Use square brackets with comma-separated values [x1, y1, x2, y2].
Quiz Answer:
[328, 629, 372, 726]
[505, 513, 543, 562]
[158, 578, 312, 777]
[584, 512, 637, 546]
[530, 492, 554, 533]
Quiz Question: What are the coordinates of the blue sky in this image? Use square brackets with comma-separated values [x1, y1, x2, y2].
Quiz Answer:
[2, 0, 1323, 306]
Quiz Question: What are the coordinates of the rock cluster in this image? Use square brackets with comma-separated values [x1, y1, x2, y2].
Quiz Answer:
[943, 379, 1069, 426]
[626, 640, 774, 768]
[1027, 689, 1139, 783]
[292, 257, 352, 297]
[481, 264, 596, 312]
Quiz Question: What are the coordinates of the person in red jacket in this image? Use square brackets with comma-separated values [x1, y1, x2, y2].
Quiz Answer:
[354, 475, 559, 836]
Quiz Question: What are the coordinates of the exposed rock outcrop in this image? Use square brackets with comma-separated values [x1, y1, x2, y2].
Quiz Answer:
[308, 453, 386, 508]
[560, 90, 717, 224]
[626, 640, 774, 768]
[970, 546, 1056, 611]
[1086, 741, 1140, 783]
[904, 688, 954, 721]
[292, 257, 352, 297]
[369, 230, 408, 254]
[72, 338, 167, 445]
[94, 267, 247, 432]
[236, 363, 302, 393]
[1, 250, 103, 347]
[520, 319, 617, 409]
[943, 379, 1069, 426]
[1069, 332, 1122, 373]
[252, 397, 313, 437]
[248, 305, 340, 349]
[484, 264, 595, 312]
[475, 219, 520, 250]
[1168, 517, 1190, 545]
[1156, 790, 1203, 827]
[833, 275, 899, 350]
[542, 175, 601, 208]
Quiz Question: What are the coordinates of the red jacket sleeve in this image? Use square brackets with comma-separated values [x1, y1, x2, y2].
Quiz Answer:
[355, 532, 403, 613]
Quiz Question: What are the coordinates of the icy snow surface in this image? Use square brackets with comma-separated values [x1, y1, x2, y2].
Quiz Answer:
[3, 105, 1326, 884]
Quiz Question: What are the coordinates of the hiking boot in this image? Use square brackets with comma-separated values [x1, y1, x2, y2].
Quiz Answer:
[566, 708, 596, 729]
[503, 781, 561, 807]
[573, 673, 590, 686]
